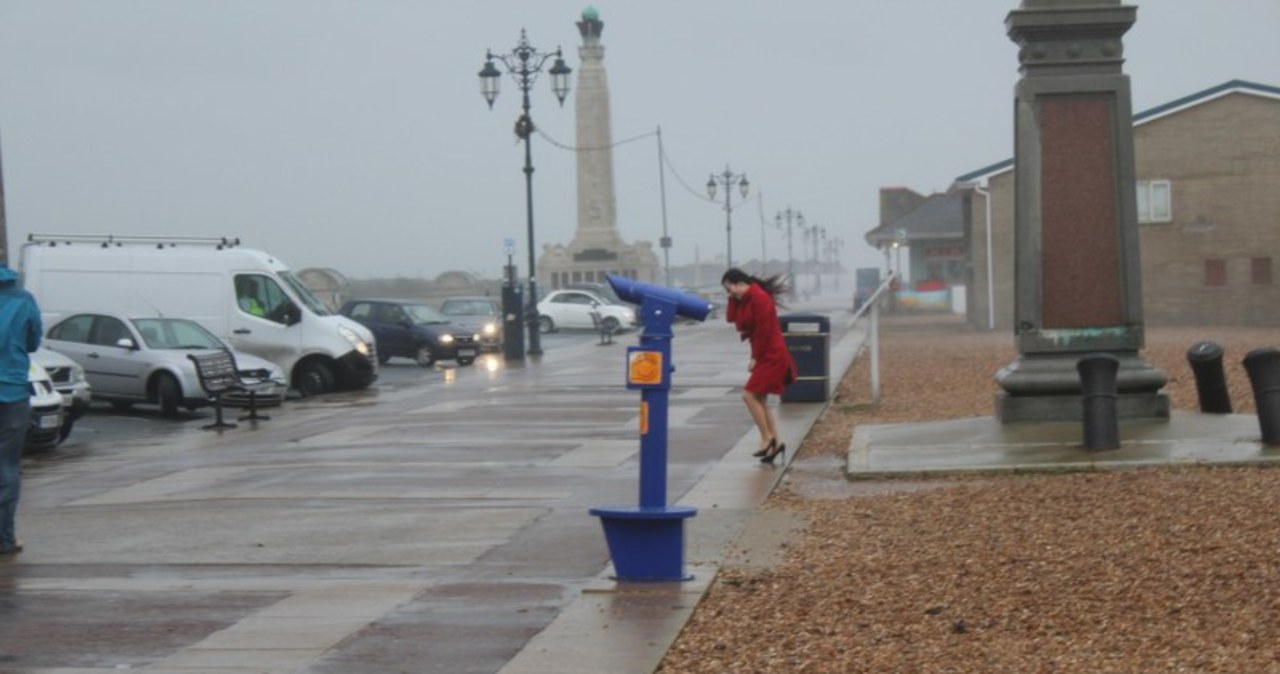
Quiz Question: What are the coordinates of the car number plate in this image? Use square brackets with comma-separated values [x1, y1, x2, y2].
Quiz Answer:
[458, 349, 477, 357]
[38, 414, 61, 430]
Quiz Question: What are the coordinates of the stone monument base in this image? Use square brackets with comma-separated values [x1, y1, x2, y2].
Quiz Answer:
[995, 391, 1170, 423]
[995, 350, 1170, 423]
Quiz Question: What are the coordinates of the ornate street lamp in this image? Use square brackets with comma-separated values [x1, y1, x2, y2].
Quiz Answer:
[801, 222, 826, 294]
[774, 206, 804, 285]
[706, 166, 749, 269]
[479, 29, 571, 357]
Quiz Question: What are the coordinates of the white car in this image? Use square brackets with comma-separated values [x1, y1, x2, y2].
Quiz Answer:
[33, 347, 91, 443]
[535, 289, 637, 334]
[26, 360, 65, 449]
[43, 313, 286, 417]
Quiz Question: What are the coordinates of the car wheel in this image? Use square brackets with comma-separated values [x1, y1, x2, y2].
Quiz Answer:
[154, 372, 182, 418]
[415, 344, 436, 368]
[601, 317, 620, 332]
[295, 360, 337, 397]
[538, 316, 555, 333]
[458, 357, 475, 366]
[58, 419, 74, 443]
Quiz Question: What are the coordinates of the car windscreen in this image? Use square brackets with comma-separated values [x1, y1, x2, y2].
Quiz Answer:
[132, 318, 224, 350]
[403, 304, 449, 324]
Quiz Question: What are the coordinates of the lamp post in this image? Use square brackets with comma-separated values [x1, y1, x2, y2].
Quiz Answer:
[825, 236, 845, 290]
[774, 206, 803, 285]
[706, 166, 748, 269]
[799, 221, 825, 295]
[479, 29, 572, 357]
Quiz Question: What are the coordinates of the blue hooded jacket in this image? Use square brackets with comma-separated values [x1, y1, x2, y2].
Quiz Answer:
[0, 264, 42, 403]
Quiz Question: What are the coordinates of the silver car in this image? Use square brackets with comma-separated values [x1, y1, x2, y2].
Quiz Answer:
[33, 346, 91, 443]
[43, 313, 285, 417]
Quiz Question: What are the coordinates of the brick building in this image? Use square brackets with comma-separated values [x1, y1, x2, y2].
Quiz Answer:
[941, 80, 1280, 329]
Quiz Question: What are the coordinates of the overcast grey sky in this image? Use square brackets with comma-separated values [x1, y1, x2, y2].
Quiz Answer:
[1, 1, 1276, 280]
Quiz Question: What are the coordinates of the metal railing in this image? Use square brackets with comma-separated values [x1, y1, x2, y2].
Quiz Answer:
[849, 272, 896, 403]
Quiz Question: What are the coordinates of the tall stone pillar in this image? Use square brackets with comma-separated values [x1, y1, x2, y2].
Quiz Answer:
[538, 8, 658, 290]
[573, 9, 624, 254]
[995, 0, 1168, 422]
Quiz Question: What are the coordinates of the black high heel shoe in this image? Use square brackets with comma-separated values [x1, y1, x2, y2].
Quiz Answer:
[753, 438, 777, 458]
[760, 442, 786, 464]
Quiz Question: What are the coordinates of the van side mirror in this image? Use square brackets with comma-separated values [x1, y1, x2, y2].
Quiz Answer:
[285, 303, 302, 326]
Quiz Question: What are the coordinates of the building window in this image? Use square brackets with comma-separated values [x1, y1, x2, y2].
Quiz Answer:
[1137, 180, 1172, 223]
[1253, 257, 1273, 285]
[1205, 259, 1226, 287]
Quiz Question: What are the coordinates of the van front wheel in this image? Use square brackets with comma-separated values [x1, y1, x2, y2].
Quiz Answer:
[295, 361, 337, 397]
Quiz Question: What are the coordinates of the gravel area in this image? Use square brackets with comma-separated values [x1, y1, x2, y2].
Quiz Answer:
[659, 319, 1280, 673]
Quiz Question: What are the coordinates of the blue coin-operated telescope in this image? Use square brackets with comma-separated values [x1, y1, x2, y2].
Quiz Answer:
[590, 274, 713, 581]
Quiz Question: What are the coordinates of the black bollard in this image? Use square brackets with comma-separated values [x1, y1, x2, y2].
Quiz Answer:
[1186, 341, 1233, 413]
[1077, 353, 1120, 450]
[1243, 347, 1280, 446]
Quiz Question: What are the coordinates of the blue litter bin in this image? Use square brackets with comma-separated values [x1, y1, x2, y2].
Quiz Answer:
[780, 313, 830, 402]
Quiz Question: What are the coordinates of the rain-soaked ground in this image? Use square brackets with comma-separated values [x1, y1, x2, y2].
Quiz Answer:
[2, 305, 861, 674]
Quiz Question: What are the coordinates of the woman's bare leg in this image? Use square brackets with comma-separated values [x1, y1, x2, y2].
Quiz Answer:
[743, 390, 774, 449]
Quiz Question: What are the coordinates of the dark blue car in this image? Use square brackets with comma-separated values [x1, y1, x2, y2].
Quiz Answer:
[339, 299, 479, 367]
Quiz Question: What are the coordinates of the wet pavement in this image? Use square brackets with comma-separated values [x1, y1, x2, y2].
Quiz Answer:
[1, 296, 864, 674]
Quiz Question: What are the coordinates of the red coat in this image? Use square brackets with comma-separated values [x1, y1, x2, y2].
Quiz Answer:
[726, 283, 796, 395]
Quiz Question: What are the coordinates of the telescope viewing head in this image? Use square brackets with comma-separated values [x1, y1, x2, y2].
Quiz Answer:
[606, 274, 713, 323]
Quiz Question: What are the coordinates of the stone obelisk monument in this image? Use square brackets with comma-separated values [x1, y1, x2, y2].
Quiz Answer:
[539, 7, 657, 288]
[995, 0, 1168, 422]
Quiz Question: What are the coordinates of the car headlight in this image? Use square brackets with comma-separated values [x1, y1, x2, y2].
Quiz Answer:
[482, 322, 498, 336]
[70, 362, 87, 384]
[440, 334, 454, 344]
[338, 325, 371, 356]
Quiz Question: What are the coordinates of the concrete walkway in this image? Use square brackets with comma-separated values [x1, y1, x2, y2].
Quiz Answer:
[2, 294, 865, 674]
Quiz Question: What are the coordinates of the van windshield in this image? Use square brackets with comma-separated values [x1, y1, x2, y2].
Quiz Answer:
[279, 271, 333, 316]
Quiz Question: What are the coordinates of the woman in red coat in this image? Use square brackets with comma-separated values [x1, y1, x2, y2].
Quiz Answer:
[722, 268, 796, 464]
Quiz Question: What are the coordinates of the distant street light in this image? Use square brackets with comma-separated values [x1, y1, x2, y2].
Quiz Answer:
[775, 206, 804, 285]
[825, 236, 845, 289]
[802, 221, 826, 294]
[706, 166, 749, 269]
[478, 29, 571, 357]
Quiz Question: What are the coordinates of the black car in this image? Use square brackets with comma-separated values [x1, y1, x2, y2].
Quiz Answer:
[339, 299, 479, 367]
[438, 296, 502, 351]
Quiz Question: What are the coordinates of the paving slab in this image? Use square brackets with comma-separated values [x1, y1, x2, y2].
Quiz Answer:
[849, 411, 1279, 477]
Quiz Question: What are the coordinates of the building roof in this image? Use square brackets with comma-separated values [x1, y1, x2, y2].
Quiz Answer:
[953, 79, 1280, 184]
[865, 191, 966, 247]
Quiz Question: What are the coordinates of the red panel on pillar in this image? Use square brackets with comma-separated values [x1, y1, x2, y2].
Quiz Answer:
[1039, 95, 1123, 329]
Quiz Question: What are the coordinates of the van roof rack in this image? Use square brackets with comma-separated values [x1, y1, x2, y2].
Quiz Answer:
[27, 234, 242, 250]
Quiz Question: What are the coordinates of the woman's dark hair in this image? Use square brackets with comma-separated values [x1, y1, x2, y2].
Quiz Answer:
[721, 267, 790, 301]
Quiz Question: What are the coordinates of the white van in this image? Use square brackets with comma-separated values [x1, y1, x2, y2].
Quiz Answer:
[19, 234, 377, 396]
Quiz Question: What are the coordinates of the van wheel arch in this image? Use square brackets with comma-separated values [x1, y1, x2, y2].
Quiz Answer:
[293, 358, 337, 397]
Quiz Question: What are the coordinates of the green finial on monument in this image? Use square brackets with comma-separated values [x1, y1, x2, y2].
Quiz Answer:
[582, 6, 600, 21]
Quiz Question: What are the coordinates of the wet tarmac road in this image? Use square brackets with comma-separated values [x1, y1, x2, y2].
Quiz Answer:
[2, 307, 859, 674]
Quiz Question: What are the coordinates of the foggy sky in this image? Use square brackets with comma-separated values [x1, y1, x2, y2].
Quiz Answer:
[1, 1, 1275, 281]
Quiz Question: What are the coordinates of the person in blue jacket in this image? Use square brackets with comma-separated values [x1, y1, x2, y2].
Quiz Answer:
[0, 263, 42, 555]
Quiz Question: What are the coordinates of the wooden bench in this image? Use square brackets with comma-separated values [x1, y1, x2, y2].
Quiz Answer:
[187, 350, 278, 430]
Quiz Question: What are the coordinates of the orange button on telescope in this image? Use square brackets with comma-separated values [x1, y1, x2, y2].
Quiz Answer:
[628, 350, 663, 386]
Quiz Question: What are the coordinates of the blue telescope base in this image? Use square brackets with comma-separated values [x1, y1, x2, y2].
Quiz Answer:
[589, 505, 697, 582]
